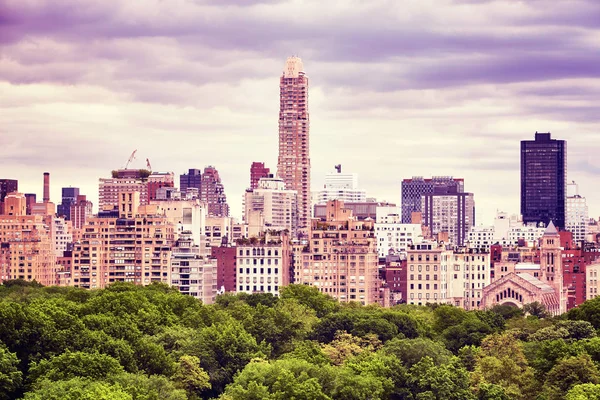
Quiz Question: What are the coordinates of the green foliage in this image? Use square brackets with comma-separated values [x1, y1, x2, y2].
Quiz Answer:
[28, 350, 124, 384]
[566, 383, 600, 400]
[23, 377, 132, 400]
[523, 302, 550, 319]
[0, 344, 22, 400]
[6, 280, 600, 399]
[543, 354, 600, 400]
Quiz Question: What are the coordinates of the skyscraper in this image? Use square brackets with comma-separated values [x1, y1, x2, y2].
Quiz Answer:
[521, 132, 566, 229]
[0, 179, 18, 202]
[401, 177, 464, 223]
[57, 187, 80, 219]
[277, 56, 310, 232]
[421, 186, 475, 246]
[250, 162, 270, 190]
[566, 181, 588, 242]
[180, 168, 202, 198]
[201, 166, 229, 217]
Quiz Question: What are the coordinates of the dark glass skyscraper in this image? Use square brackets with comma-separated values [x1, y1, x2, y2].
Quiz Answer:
[521, 132, 566, 229]
[58, 187, 80, 219]
[180, 168, 202, 195]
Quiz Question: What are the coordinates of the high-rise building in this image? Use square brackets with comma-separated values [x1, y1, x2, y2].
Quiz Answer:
[317, 165, 367, 205]
[292, 200, 380, 305]
[0, 192, 58, 285]
[70, 192, 174, 289]
[277, 56, 310, 232]
[171, 231, 217, 304]
[566, 181, 588, 243]
[250, 162, 270, 190]
[24, 194, 36, 215]
[57, 187, 80, 219]
[201, 166, 229, 217]
[70, 195, 93, 230]
[99, 169, 149, 210]
[244, 176, 297, 235]
[421, 186, 475, 246]
[0, 179, 18, 202]
[180, 168, 202, 195]
[521, 132, 567, 229]
[147, 172, 174, 201]
[375, 206, 423, 258]
[401, 177, 464, 223]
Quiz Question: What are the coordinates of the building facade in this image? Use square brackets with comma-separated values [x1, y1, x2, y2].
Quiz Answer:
[244, 176, 297, 235]
[180, 168, 202, 195]
[250, 162, 270, 190]
[277, 56, 310, 232]
[171, 231, 217, 304]
[317, 167, 366, 205]
[235, 232, 290, 296]
[521, 132, 567, 229]
[200, 166, 229, 217]
[293, 200, 380, 305]
[375, 207, 423, 258]
[421, 187, 475, 246]
[566, 181, 588, 243]
[57, 187, 80, 219]
[401, 177, 464, 223]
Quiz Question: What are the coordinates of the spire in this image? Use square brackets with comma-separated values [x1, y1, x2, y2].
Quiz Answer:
[544, 220, 559, 236]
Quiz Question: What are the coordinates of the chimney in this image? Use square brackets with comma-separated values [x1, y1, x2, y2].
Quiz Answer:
[43, 172, 50, 202]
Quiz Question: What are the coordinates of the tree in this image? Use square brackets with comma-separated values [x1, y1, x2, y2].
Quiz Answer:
[523, 302, 550, 319]
[0, 345, 22, 400]
[27, 350, 124, 384]
[182, 321, 268, 396]
[279, 285, 339, 317]
[408, 356, 474, 400]
[219, 359, 333, 400]
[172, 355, 211, 399]
[471, 332, 537, 400]
[382, 337, 452, 368]
[321, 332, 381, 366]
[544, 354, 600, 400]
[566, 383, 600, 400]
[23, 377, 132, 400]
[567, 296, 600, 329]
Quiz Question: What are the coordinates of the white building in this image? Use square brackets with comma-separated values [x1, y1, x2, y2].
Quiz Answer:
[468, 211, 545, 250]
[236, 236, 290, 296]
[244, 176, 297, 235]
[170, 231, 217, 304]
[566, 181, 588, 243]
[50, 217, 72, 257]
[446, 250, 491, 310]
[375, 206, 422, 258]
[151, 197, 207, 246]
[317, 166, 366, 204]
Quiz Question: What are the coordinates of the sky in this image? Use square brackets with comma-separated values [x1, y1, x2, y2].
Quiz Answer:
[1, 0, 600, 224]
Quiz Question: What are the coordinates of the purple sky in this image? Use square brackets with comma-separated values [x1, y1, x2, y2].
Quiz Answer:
[2, 0, 600, 223]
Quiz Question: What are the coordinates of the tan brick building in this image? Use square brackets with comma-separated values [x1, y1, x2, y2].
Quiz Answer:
[293, 200, 379, 305]
[70, 191, 174, 289]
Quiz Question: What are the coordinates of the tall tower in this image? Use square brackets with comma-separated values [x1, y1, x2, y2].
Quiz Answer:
[521, 132, 566, 229]
[277, 56, 310, 232]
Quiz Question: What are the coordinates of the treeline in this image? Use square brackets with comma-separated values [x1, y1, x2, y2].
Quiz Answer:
[2, 282, 600, 399]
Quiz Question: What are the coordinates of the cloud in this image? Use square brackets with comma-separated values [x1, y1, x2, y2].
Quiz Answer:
[1, 0, 600, 221]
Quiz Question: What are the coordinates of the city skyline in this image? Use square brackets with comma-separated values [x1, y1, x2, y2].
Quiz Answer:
[2, 0, 600, 224]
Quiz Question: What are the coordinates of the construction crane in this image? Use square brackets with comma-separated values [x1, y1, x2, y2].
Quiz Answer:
[124, 150, 137, 169]
[146, 158, 152, 171]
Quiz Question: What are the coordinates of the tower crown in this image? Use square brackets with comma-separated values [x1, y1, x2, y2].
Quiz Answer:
[283, 56, 304, 78]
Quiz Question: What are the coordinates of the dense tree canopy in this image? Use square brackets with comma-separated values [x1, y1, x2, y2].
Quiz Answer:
[2, 281, 600, 399]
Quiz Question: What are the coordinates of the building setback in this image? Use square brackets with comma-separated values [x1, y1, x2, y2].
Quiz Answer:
[521, 132, 566, 229]
[277, 56, 310, 233]
[200, 166, 229, 217]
